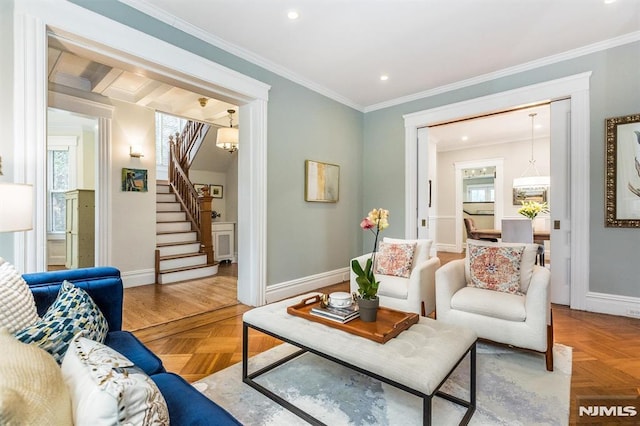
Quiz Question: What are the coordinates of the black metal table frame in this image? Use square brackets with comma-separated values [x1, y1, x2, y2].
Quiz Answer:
[242, 321, 477, 426]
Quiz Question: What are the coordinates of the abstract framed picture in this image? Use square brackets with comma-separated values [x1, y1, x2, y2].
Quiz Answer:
[194, 183, 209, 196]
[605, 113, 640, 227]
[210, 184, 223, 199]
[121, 168, 148, 192]
[305, 160, 340, 202]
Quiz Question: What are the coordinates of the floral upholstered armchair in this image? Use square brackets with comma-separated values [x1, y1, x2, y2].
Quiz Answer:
[435, 239, 554, 370]
[349, 238, 440, 316]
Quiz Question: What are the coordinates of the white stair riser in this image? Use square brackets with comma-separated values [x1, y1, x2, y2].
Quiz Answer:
[157, 243, 200, 257]
[156, 221, 192, 233]
[157, 232, 197, 244]
[158, 265, 219, 284]
[156, 212, 187, 222]
[159, 254, 207, 270]
[156, 193, 177, 202]
[156, 203, 181, 212]
[157, 185, 171, 194]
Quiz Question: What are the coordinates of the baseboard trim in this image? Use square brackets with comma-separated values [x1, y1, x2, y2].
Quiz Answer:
[585, 291, 640, 318]
[436, 243, 459, 253]
[121, 268, 156, 288]
[266, 267, 350, 304]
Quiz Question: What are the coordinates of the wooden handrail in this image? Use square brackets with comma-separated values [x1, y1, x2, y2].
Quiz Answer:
[167, 134, 213, 264]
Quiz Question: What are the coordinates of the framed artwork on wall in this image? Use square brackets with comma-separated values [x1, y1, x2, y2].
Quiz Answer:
[513, 186, 548, 205]
[194, 183, 209, 196]
[605, 113, 640, 227]
[210, 184, 223, 199]
[305, 160, 340, 203]
[121, 168, 148, 192]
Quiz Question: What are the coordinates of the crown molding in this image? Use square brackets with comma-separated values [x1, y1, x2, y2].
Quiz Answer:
[119, 0, 364, 112]
[119, 0, 639, 115]
[365, 31, 640, 113]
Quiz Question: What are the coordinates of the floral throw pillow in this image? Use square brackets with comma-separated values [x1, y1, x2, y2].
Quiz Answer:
[374, 241, 417, 278]
[468, 245, 525, 295]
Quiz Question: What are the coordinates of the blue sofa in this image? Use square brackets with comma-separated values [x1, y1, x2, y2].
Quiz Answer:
[23, 266, 241, 426]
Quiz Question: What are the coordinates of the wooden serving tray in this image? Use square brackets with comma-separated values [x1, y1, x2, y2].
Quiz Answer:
[286, 295, 419, 344]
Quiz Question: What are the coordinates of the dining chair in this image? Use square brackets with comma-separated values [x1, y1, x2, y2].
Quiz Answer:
[501, 219, 544, 266]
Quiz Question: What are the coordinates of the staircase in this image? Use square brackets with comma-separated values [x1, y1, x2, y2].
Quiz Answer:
[156, 181, 218, 284]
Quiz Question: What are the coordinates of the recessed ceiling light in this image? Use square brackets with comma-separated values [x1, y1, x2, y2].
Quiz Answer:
[380, 75, 389, 81]
[461, 136, 469, 141]
[287, 10, 299, 20]
[604, 0, 616, 4]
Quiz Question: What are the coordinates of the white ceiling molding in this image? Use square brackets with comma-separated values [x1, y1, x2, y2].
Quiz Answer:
[365, 31, 640, 113]
[120, 0, 363, 112]
[122, 0, 639, 113]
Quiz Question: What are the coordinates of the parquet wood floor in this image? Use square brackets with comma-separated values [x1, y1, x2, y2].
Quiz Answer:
[123, 257, 640, 425]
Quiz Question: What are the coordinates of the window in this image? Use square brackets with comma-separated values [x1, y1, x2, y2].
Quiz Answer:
[155, 112, 188, 167]
[466, 184, 495, 202]
[47, 136, 77, 234]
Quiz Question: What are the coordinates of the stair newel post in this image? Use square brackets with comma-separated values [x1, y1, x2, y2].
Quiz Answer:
[198, 190, 214, 264]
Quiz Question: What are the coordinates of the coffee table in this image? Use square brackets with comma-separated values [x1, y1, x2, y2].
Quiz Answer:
[242, 293, 478, 425]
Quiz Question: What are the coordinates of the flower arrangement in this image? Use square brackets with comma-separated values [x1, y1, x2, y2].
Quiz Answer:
[517, 200, 549, 220]
[351, 208, 389, 300]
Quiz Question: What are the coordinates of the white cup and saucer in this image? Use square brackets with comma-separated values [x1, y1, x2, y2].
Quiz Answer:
[328, 291, 353, 308]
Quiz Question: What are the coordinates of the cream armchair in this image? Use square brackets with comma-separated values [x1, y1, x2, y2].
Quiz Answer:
[435, 240, 553, 370]
[350, 238, 440, 316]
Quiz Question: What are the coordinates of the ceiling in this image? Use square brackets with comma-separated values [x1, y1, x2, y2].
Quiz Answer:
[48, 38, 240, 171]
[125, 0, 640, 110]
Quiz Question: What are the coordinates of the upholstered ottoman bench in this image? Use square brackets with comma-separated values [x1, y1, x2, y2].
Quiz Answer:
[242, 293, 478, 426]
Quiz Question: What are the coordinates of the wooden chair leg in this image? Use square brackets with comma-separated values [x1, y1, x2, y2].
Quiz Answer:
[421, 301, 426, 317]
[545, 310, 554, 371]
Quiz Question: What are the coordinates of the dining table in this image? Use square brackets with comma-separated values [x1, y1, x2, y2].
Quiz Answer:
[474, 228, 550, 244]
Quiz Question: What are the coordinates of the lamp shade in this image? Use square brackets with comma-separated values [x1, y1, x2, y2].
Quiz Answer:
[513, 175, 550, 189]
[0, 183, 33, 232]
[216, 127, 239, 152]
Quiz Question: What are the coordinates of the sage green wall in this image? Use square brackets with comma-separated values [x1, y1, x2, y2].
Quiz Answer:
[71, 0, 364, 285]
[364, 41, 640, 298]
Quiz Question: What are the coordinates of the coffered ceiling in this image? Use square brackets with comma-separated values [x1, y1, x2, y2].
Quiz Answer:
[47, 39, 238, 128]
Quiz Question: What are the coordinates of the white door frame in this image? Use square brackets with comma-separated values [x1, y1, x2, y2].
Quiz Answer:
[404, 72, 591, 310]
[454, 158, 504, 253]
[14, 0, 270, 306]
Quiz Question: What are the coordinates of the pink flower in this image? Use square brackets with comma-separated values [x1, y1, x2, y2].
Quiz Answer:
[360, 218, 375, 230]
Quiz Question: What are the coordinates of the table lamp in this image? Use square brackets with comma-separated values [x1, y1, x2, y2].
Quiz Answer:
[0, 183, 33, 232]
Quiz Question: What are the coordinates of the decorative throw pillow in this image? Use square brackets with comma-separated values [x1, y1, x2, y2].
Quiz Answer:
[383, 237, 432, 269]
[467, 244, 525, 295]
[0, 328, 73, 425]
[15, 280, 109, 363]
[0, 257, 39, 333]
[374, 241, 417, 278]
[465, 239, 538, 293]
[61, 334, 169, 425]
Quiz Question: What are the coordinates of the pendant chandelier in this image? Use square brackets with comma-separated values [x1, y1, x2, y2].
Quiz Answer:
[216, 109, 239, 153]
[513, 113, 550, 189]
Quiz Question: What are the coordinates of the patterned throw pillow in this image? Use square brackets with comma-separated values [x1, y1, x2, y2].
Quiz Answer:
[15, 280, 109, 363]
[61, 334, 169, 425]
[374, 241, 417, 278]
[468, 244, 525, 295]
[0, 257, 39, 333]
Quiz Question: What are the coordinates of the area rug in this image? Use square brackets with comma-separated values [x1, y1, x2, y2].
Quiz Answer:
[195, 342, 572, 425]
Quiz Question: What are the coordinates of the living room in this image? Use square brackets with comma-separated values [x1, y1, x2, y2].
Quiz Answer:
[2, 0, 640, 424]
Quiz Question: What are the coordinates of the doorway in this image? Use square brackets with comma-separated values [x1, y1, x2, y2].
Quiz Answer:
[405, 73, 591, 310]
[46, 108, 98, 270]
[15, 3, 269, 306]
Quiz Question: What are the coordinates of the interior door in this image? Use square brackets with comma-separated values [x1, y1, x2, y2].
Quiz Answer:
[549, 99, 571, 305]
[417, 127, 435, 254]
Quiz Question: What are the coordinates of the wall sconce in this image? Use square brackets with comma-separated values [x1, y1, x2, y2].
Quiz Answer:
[130, 146, 144, 158]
